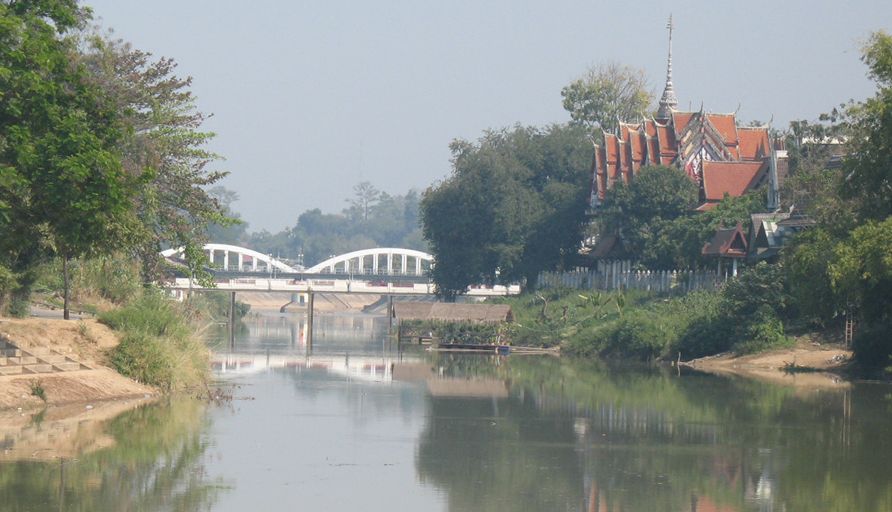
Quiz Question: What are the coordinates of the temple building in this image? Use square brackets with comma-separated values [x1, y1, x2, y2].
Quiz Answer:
[590, 17, 784, 212]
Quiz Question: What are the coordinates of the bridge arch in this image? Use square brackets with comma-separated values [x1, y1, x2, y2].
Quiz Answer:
[161, 243, 298, 273]
[306, 248, 433, 276]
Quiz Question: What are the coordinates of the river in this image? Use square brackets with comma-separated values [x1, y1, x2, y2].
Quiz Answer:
[1, 311, 891, 511]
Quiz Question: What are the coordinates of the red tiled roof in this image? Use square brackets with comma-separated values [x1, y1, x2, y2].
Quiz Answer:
[604, 134, 618, 163]
[672, 112, 694, 135]
[738, 127, 770, 160]
[705, 114, 739, 146]
[643, 119, 658, 137]
[702, 160, 766, 201]
[656, 125, 677, 165]
[647, 136, 660, 165]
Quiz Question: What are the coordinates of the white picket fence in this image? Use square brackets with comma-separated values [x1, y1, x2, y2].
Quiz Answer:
[539, 261, 722, 294]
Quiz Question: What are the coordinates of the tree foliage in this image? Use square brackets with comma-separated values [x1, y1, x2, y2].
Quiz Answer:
[782, 31, 892, 368]
[421, 124, 591, 298]
[842, 31, 892, 221]
[207, 183, 426, 267]
[77, 33, 230, 281]
[0, 1, 137, 317]
[561, 63, 653, 134]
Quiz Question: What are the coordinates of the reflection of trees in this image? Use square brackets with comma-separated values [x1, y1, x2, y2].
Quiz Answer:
[416, 396, 583, 512]
[0, 399, 224, 511]
[428, 354, 892, 511]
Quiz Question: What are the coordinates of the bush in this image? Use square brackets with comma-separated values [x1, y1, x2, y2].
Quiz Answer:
[189, 291, 251, 322]
[675, 315, 731, 358]
[100, 291, 208, 392]
[852, 319, 892, 370]
[599, 312, 668, 360]
[734, 308, 792, 354]
[110, 331, 175, 390]
[674, 265, 791, 357]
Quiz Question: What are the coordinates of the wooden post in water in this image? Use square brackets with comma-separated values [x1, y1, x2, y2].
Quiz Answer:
[306, 291, 314, 351]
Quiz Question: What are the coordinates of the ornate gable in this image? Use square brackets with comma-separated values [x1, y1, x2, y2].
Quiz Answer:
[588, 18, 780, 211]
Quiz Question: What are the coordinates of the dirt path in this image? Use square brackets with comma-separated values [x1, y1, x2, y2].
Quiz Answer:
[683, 342, 853, 389]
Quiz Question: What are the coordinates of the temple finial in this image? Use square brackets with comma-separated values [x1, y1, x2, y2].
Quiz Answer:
[656, 15, 678, 121]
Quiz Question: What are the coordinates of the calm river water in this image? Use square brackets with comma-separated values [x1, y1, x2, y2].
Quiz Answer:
[2, 312, 892, 511]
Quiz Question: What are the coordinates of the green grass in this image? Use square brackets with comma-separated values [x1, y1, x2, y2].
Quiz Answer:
[29, 380, 47, 402]
[493, 284, 791, 361]
[100, 291, 209, 392]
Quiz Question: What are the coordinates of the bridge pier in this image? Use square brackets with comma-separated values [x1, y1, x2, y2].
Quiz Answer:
[306, 291, 314, 351]
[228, 291, 236, 348]
[387, 295, 394, 333]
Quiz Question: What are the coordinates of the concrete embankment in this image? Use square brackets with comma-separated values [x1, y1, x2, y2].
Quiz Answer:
[0, 317, 156, 411]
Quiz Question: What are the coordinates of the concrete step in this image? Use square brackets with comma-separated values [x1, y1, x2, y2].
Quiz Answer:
[0, 366, 23, 375]
[38, 355, 67, 364]
[7, 356, 37, 365]
[0, 357, 6, 366]
[23, 364, 54, 373]
[28, 347, 52, 356]
[0, 348, 22, 357]
[53, 362, 82, 372]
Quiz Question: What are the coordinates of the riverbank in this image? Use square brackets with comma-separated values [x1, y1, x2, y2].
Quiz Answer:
[682, 339, 853, 389]
[0, 317, 156, 411]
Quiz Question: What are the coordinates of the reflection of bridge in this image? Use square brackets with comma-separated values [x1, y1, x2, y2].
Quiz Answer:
[211, 352, 414, 382]
[162, 243, 520, 296]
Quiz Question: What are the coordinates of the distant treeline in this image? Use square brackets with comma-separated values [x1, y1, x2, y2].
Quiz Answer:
[208, 181, 426, 267]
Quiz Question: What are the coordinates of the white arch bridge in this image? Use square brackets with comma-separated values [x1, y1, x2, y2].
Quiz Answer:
[161, 243, 520, 296]
[161, 244, 434, 277]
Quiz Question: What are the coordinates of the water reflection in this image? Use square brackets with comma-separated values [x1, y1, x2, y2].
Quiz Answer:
[210, 313, 892, 511]
[4, 312, 888, 511]
[421, 354, 892, 512]
[0, 398, 223, 511]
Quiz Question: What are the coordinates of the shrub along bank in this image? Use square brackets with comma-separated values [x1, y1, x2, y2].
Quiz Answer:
[99, 291, 212, 392]
[495, 263, 792, 361]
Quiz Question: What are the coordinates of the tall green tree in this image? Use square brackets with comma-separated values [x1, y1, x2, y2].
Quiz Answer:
[561, 63, 653, 134]
[0, 1, 136, 318]
[421, 125, 591, 298]
[782, 31, 892, 367]
[77, 33, 230, 283]
[842, 31, 892, 221]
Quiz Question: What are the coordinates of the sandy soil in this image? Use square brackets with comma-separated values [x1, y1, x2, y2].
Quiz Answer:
[0, 316, 119, 364]
[0, 317, 156, 411]
[684, 341, 853, 389]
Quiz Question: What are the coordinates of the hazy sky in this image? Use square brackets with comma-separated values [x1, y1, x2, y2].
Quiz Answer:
[86, 0, 892, 233]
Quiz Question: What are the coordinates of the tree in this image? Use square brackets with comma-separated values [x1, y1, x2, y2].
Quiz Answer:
[421, 125, 591, 298]
[0, 1, 137, 318]
[598, 166, 698, 266]
[782, 31, 892, 368]
[206, 186, 248, 244]
[346, 181, 381, 223]
[841, 31, 892, 221]
[561, 63, 653, 134]
[828, 218, 892, 366]
[77, 33, 230, 283]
